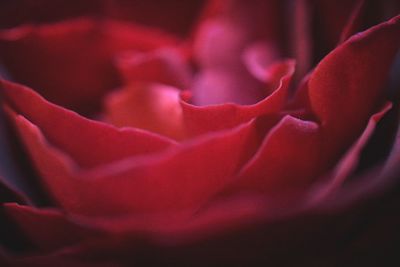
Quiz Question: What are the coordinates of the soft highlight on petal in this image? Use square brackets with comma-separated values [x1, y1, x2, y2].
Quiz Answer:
[1, 80, 176, 169]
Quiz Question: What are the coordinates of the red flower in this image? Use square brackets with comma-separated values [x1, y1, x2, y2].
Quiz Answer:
[0, 1, 400, 266]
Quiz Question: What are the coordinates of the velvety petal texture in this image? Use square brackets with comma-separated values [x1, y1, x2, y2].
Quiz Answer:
[0, 1, 400, 266]
[9, 107, 259, 216]
[307, 15, 400, 167]
[182, 60, 294, 137]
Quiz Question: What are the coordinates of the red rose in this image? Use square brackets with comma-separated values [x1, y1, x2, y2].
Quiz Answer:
[0, 1, 400, 266]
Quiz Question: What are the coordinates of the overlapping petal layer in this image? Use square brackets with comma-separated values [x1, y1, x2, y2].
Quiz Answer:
[0, 18, 180, 114]
[0, 1, 399, 266]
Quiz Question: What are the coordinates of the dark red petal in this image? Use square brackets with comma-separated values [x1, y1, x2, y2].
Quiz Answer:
[339, 0, 366, 43]
[0, 1, 206, 37]
[0, 107, 50, 205]
[116, 47, 192, 89]
[340, 1, 400, 44]
[102, 0, 206, 36]
[1, 80, 175, 169]
[10, 108, 260, 216]
[308, 15, 400, 167]
[4, 173, 400, 266]
[0, 18, 180, 114]
[3, 203, 98, 252]
[311, 102, 392, 201]
[227, 115, 321, 194]
[0, 0, 100, 29]
[69, 195, 271, 237]
[104, 83, 186, 140]
[182, 60, 294, 137]
[311, 0, 360, 59]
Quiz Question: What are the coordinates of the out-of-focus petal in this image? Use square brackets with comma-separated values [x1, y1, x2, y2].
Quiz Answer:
[311, 0, 360, 60]
[243, 42, 281, 83]
[183, 60, 294, 137]
[116, 48, 192, 89]
[191, 0, 285, 105]
[0, 0, 100, 29]
[195, 0, 285, 52]
[104, 60, 293, 140]
[340, 0, 400, 44]
[339, 0, 366, 43]
[102, 0, 206, 36]
[0, 18, 180, 114]
[3, 203, 99, 252]
[104, 83, 186, 140]
[0, 177, 29, 205]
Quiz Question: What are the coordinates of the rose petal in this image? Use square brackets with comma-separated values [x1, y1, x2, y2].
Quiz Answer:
[307, 14, 400, 167]
[104, 83, 186, 140]
[227, 115, 321, 194]
[104, 60, 293, 140]
[9, 110, 261, 216]
[1, 80, 176, 169]
[242, 42, 280, 83]
[311, 0, 360, 60]
[7, 176, 399, 266]
[194, 18, 249, 69]
[102, 0, 206, 36]
[340, 1, 400, 44]
[116, 47, 192, 89]
[285, 15, 400, 200]
[291, 0, 313, 80]
[0, 0, 100, 29]
[310, 102, 392, 201]
[0, 18, 180, 114]
[339, 0, 366, 43]
[191, 67, 266, 106]
[191, 18, 265, 105]
[182, 60, 294, 137]
[191, 0, 285, 105]
[195, 0, 285, 53]
[3, 203, 99, 252]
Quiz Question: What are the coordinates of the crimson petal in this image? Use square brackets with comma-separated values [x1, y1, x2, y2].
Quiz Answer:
[310, 102, 392, 202]
[182, 60, 294, 137]
[3, 203, 99, 252]
[1, 80, 175, 169]
[8, 110, 260, 216]
[307, 14, 400, 168]
[0, 18, 180, 114]
[227, 115, 321, 194]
